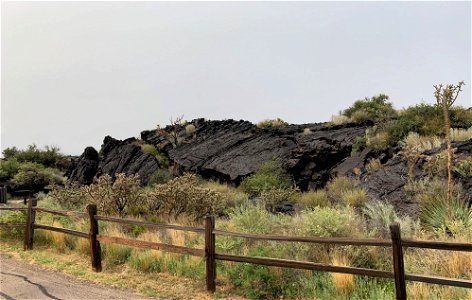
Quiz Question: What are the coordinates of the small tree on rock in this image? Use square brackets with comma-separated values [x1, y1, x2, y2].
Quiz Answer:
[433, 81, 465, 202]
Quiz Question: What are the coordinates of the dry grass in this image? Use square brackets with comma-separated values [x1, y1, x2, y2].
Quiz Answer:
[366, 158, 382, 173]
[451, 127, 472, 141]
[330, 255, 354, 296]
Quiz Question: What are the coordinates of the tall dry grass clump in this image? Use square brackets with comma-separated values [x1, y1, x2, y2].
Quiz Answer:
[331, 255, 355, 296]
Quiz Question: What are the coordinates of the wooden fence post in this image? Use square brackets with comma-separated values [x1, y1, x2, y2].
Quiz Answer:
[87, 204, 102, 272]
[205, 215, 216, 293]
[24, 198, 37, 250]
[390, 222, 407, 300]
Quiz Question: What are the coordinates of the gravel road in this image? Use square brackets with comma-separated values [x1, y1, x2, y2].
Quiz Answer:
[0, 256, 153, 300]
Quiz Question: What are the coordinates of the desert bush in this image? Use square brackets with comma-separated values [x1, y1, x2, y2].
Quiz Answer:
[140, 143, 158, 157]
[350, 110, 371, 123]
[147, 169, 172, 185]
[156, 153, 170, 168]
[0, 158, 20, 180]
[366, 130, 390, 150]
[342, 94, 397, 122]
[11, 162, 65, 190]
[341, 189, 368, 208]
[405, 179, 471, 235]
[240, 160, 292, 196]
[292, 206, 363, 264]
[365, 158, 382, 173]
[294, 206, 362, 238]
[258, 188, 299, 212]
[298, 190, 330, 209]
[49, 183, 87, 210]
[453, 157, 472, 178]
[330, 114, 350, 125]
[84, 173, 144, 217]
[202, 180, 248, 209]
[423, 150, 448, 177]
[257, 118, 288, 128]
[227, 204, 289, 235]
[302, 128, 312, 135]
[326, 176, 359, 203]
[400, 132, 442, 153]
[145, 173, 226, 220]
[351, 135, 367, 154]
[185, 124, 196, 136]
[362, 201, 419, 238]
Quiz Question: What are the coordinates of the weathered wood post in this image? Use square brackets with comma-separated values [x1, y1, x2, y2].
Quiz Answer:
[0, 186, 7, 204]
[87, 204, 102, 272]
[390, 222, 407, 300]
[24, 198, 37, 250]
[205, 215, 216, 293]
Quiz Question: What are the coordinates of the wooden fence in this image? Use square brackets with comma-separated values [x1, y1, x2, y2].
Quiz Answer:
[1, 199, 471, 300]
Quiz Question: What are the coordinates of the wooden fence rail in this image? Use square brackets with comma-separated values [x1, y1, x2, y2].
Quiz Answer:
[0, 200, 471, 300]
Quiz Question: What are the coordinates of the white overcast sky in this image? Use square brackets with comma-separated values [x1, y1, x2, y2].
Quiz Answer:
[1, 1, 471, 156]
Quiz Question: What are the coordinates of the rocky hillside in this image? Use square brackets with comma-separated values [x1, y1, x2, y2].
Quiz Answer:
[68, 117, 472, 214]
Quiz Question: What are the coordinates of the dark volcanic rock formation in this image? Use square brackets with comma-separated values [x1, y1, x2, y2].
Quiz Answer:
[68, 118, 472, 215]
[143, 119, 373, 189]
[96, 136, 160, 184]
[355, 139, 472, 215]
[68, 147, 99, 185]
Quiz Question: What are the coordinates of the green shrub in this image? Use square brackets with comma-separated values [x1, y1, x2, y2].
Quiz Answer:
[298, 190, 330, 209]
[240, 160, 292, 196]
[294, 206, 361, 238]
[259, 188, 298, 212]
[140, 144, 158, 157]
[6, 144, 64, 168]
[405, 179, 471, 235]
[11, 162, 64, 190]
[326, 177, 358, 202]
[2, 147, 19, 160]
[145, 173, 226, 220]
[341, 189, 368, 208]
[0, 211, 26, 239]
[0, 158, 20, 180]
[417, 192, 471, 235]
[156, 153, 170, 169]
[227, 204, 289, 235]
[147, 169, 172, 185]
[351, 135, 367, 154]
[343, 94, 397, 122]
[257, 118, 288, 128]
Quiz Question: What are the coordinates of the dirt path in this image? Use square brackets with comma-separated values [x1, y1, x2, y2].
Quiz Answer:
[0, 256, 153, 300]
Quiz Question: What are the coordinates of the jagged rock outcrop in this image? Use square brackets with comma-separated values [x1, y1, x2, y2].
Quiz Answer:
[68, 118, 471, 216]
[95, 136, 161, 184]
[142, 119, 373, 189]
[68, 147, 99, 185]
[353, 139, 472, 215]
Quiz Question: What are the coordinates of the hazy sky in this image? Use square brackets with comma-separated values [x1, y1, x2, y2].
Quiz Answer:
[1, 1, 471, 156]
